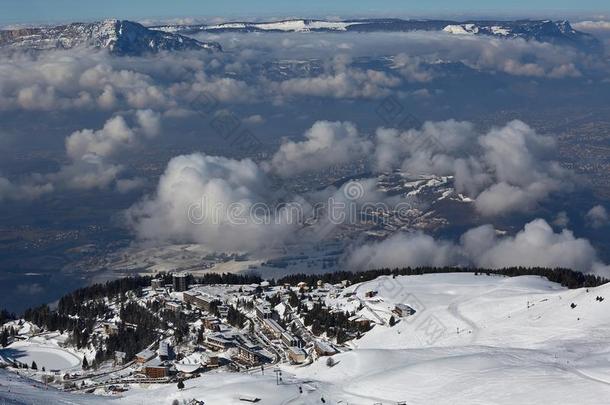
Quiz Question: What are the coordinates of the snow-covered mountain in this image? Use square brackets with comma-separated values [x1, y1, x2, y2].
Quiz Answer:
[0, 19, 222, 55]
[1, 18, 597, 55]
[155, 18, 600, 51]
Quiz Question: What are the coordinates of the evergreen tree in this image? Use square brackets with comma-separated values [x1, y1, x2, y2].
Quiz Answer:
[31, 361, 37, 370]
[82, 357, 89, 369]
[389, 316, 396, 327]
[177, 380, 185, 390]
[0, 329, 8, 347]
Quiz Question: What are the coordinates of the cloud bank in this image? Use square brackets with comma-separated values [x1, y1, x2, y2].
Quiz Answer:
[266, 120, 372, 177]
[0, 29, 602, 114]
[373, 119, 570, 216]
[348, 218, 609, 275]
[126, 153, 303, 252]
[0, 109, 161, 201]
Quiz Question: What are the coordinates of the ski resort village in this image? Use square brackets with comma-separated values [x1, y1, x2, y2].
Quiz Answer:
[1, 269, 610, 404]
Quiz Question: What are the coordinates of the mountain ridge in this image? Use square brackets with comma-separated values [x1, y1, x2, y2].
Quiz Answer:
[154, 18, 601, 51]
[0, 19, 222, 55]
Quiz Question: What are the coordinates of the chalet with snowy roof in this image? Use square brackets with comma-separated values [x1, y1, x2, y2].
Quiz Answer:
[234, 343, 272, 366]
[142, 358, 172, 378]
[234, 345, 261, 366]
[287, 347, 307, 364]
[255, 304, 273, 321]
[135, 348, 156, 363]
[281, 331, 300, 348]
[205, 354, 219, 368]
[274, 302, 288, 319]
[393, 303, 416, 317]
[262, 318, 285, 339]
[349, 315, 372, 329]
[203, 316, 221, 331]
[205, 333, 235, 351]
[165, 300, 182, 313]
[175, 353, 204, 374]
[314, 340, 338, 357]
[183, 290, 217, 312]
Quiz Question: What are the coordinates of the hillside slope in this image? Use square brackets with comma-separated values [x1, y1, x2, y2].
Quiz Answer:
[1, 273, 609, 404]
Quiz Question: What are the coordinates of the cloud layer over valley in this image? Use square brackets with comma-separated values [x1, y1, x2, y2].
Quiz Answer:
[1, 23, 609, 282]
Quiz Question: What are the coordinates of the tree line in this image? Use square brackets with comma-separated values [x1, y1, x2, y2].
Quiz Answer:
[277, 266, 609, 290]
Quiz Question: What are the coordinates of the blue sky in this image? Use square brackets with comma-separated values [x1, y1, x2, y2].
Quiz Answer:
[2, 0, 609, 25]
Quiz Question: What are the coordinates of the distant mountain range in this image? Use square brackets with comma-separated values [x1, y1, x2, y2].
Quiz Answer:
[0, 19, 221, 55]
[0, 18, 601, 56]
[154, 18, 601, 51]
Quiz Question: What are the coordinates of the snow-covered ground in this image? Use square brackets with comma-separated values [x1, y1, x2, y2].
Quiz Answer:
[285, 273, 610, 404]
[2, 273, 610, 404]
[0, 369, 109, 405]
[0, 339, 81, 371]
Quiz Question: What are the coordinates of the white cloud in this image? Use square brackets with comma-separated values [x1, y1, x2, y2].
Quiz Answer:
[462, 219, 602, 272]
[348, 231, 464, 269]
[126, 153, 301, 251]
[243, 114, 265, 125]
[51, 156, 123, 190]
[135, 109, 162, 137]
[0, 110, 162, 198]
[66, 116, 137, 160]
[0, 176, 54, 202]
[393, 54, 435, 83]
[585, 205, 609, 228]
[374, 119, 570, 216]
[273, 69, 400, 99]
[0, 31, 598, 114]
[573, 21, 610, 31]
[267, 121, 373, 177]
[348, 218, 609, 275]
[116, 177, 146, 193]
[473, 122, 567, 215]
[57, 110, 162, 190]
[269, 55, 401, 100]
